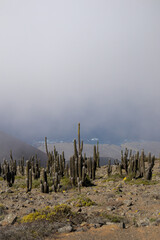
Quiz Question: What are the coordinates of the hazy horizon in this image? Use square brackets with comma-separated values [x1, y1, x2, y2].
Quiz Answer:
[0, 0, 160, 144]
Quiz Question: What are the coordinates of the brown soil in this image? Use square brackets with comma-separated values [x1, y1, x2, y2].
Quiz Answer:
[54, 225, 160, 240]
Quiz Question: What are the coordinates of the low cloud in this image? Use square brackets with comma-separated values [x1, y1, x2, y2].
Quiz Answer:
[0, 0, 160, 143]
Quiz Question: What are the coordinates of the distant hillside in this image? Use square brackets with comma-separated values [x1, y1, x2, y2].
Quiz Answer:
[0, 131, 47, 163]
[121, 141, 160, 157]
[37, 141, 160, 164]
[38, 142, 121, 162]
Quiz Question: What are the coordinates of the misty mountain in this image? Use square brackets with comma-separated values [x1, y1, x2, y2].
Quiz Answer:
[37, 142, 121, 161]
[37, 141, 160, 164]
[0, 131, 47, 163]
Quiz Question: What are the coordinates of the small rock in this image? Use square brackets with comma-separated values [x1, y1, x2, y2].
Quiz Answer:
[81, 226, 88, 232]
[6, 189, 14, 193]
[77, 208, 82, 212]
[58, 225, 72, 233]
[2, 214, 17, 225]
[107, 206, 115, 211]
[137, 218, 149, 227]
[80, 222, 87, 227]
[117, 183, 123, 189]
[120, 222, 125, 229]
[76, 227, 84, 232]
[106, 221, 114, 225]
[121, 212, 125, 216]
[124, 200, 133, 207]
[94, 223, 102, 228]
[26, 208, 36, 214]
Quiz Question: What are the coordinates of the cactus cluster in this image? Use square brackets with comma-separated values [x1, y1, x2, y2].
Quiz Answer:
[42, 123, 99, 193]
[113, 148, 155, 180]
[18, 157, 25, 176]
[0, 123, 100, 194]
[1, 159, 15, 187]
[69, 123, 99, 186]
[45, 137, 65, 178]
[0, 151, 17, 187]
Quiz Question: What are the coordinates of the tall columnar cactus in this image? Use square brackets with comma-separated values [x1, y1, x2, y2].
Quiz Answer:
[107, 159, 112, 177]
[10, 150, 13, 162]
[125, 148, 129, 158]
[78, 123, 83, 155]
[78, 123, 81, 154]
[121, 150, 124, 166]
[145, 155, 155, 180]
[29, 169, 32, 191]
[77, 178, 81, 193]
[129, 149, 132, 158]
[128, 156, 134, 175]
[133, 155, 138, 178]
[53, 172, 59, 192]
[66, 163, 69, 178]
[140, 150, 145, 178]
[78, 155, 82, 180]
[87, 157, 92, 179]
[91, 158, 96, 180]
[93, 145, 97, 171]
[5, 164, 15, 187]
[62, 151, 65, 170]
[75, 158, 78, 180]
[148, 152, 151, 164]
[26, 160, 32, 192]
[45, 137, 49, 157]
[118, 163, 123, 176]
[82, 164, 86, 186]
[96, 141, 100, 168]
[123, 153, 128, 175]
[41, 168, 49, 193]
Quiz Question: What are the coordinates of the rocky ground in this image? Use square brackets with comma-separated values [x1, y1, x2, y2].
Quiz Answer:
[0, 160, 160, 240]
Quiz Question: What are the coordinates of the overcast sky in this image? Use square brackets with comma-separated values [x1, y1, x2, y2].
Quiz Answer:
[0, 0, 160, 144]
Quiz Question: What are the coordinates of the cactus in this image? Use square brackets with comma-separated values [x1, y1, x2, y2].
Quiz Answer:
[66, 163, 69, 178]
[74, 139, 78, 158]
[78, 123, 81, 155]
[26, 160, 32, 192]
[40, 168, 49, 193]
[148, 152, 151, 164]
[118, 163, 123, 176]
[91, 159, 96, 180]
[77, 177, 82, 193]
[45, 137, 49, 157]
[52, 172, 59, 192]
[78, 155, 82, 180]
[40, 180, 44, 193]
[87, 157, 92, 179]
[96, 141, 100, 168]
[82, 165, 86, 185]
[93, 145, 97, 167]
[107, 159, 112, 177]
[140, 150, 145, 178]
[145, 155, 155, 180]
[29, 169, 32, 191]
[78, 123, 83, 155]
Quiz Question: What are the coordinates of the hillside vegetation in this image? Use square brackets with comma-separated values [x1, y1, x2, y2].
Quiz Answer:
[0, 124, 160, 240]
